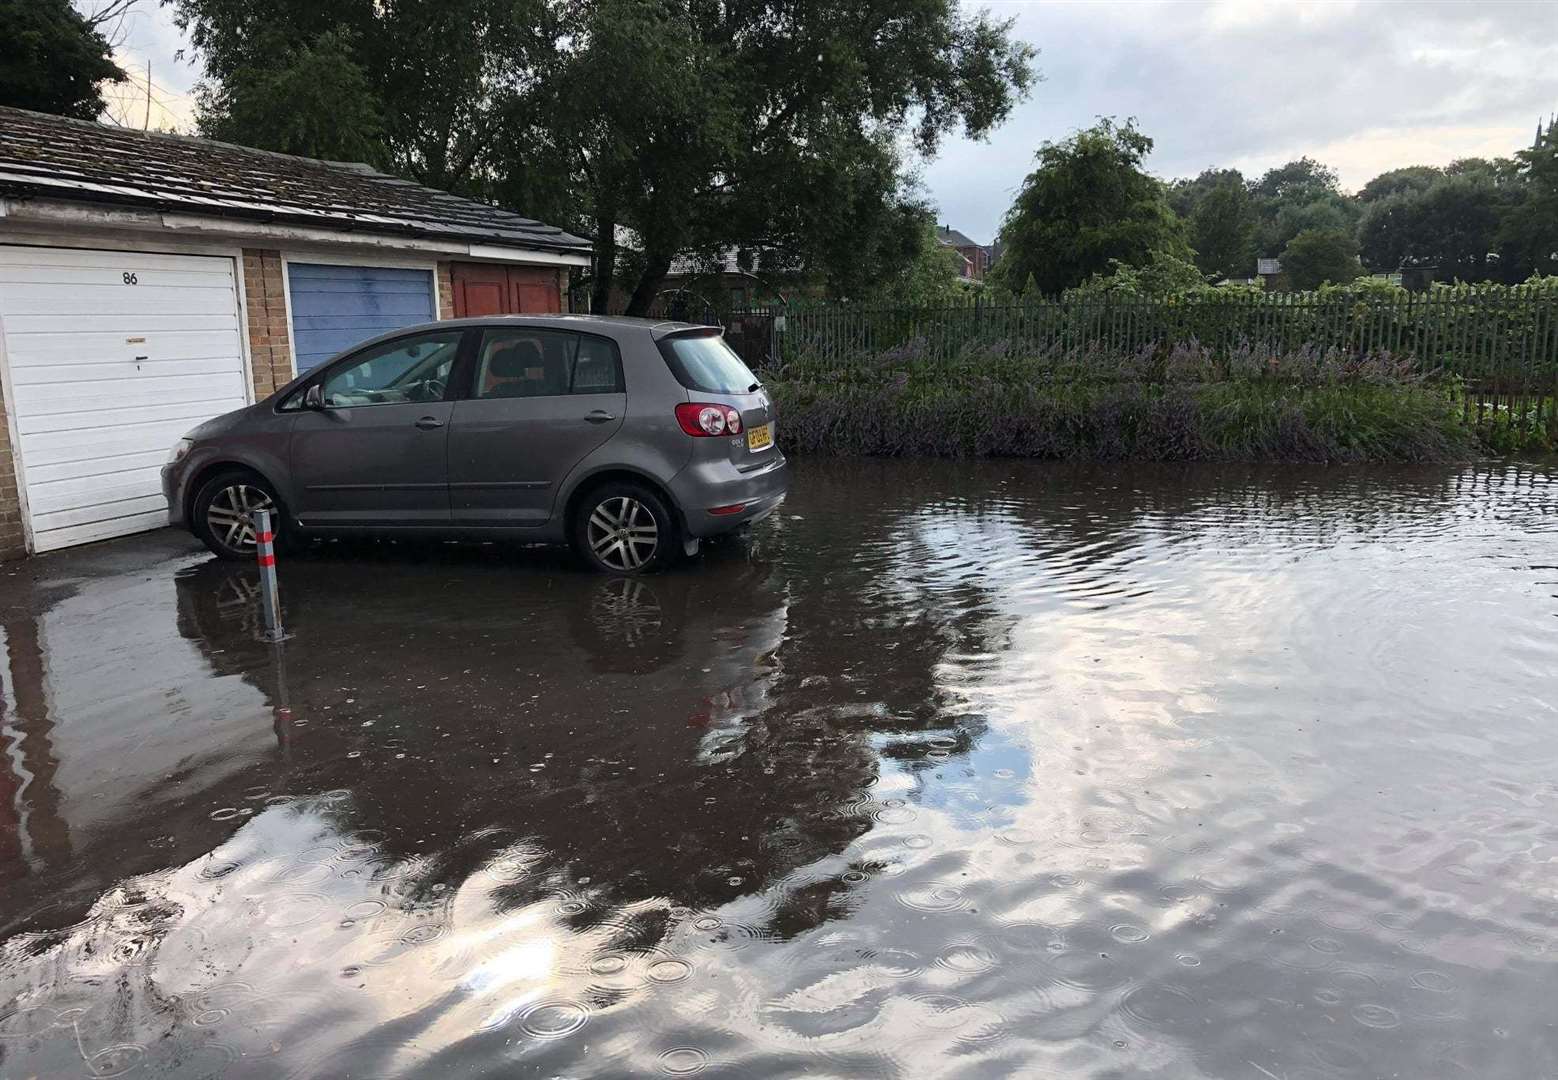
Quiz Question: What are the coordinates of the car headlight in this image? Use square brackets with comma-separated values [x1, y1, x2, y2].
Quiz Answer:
[167, 438, 194, 465]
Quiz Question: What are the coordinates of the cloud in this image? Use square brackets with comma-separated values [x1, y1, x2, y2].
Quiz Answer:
[924, 0, 1558, 243]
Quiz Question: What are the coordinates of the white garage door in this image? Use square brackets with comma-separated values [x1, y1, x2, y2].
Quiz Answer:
[0, 246, 250, 552]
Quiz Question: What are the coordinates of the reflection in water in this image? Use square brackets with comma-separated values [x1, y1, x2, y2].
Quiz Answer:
[0, 611, 71, 879]
[0, 460, 1555, 1077]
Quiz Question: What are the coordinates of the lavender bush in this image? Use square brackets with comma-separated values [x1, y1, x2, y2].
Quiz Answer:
[769, 342, 1476, 463]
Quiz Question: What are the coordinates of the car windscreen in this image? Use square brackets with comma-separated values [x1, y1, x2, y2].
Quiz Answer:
[659, 332, 759, 394]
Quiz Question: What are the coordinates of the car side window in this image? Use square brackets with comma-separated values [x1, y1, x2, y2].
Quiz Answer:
[572, 335, 625, 393]
[472, 330, 623, 398]
[318, 331, 462, 408]
[473, 330, 575, 399]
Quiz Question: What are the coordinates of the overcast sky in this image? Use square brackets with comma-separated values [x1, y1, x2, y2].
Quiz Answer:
[926, 0, 1558, 242]
[91, 0, 1558, 245]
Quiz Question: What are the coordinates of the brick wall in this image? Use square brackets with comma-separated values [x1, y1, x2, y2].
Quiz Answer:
[0, 375, 25, 559]
[242, 249, 294, 399]
[435, 262, 455, 320]
[953, 244, 987, 281]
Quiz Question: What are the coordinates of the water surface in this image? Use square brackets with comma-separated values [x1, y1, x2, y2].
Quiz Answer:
[0, 460, 1555, 1078]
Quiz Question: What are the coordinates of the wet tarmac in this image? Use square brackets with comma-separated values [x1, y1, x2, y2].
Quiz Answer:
[0, 458, 1555, 1078]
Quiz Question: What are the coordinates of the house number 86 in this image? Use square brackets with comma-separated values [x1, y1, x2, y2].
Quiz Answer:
[122, 272, 138, 284]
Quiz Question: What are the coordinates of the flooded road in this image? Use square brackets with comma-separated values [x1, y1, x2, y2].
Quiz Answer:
[0, 459, 1555, 1078]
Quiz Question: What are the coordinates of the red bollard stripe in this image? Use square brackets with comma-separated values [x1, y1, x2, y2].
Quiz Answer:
[258, 531, 274, 543]
[258, 554, 276, 567]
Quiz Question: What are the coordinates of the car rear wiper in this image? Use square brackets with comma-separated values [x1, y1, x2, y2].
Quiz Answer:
[747, 381, 762, 392]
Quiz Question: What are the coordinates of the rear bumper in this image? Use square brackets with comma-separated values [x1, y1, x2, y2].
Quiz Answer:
[672, 453, 791, 538]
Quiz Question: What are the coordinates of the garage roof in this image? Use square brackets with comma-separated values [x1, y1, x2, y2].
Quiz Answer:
[0, 105, 591, 255]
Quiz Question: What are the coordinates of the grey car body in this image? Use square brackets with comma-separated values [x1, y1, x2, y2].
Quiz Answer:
[162, 315, 789, 569]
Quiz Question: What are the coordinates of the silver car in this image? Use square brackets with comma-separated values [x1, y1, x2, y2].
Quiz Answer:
[162, 316, 789, 573]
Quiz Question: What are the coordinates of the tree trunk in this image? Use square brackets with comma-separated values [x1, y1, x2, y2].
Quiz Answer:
[591, 212, 617, 314]
[624, 254, 672, 317]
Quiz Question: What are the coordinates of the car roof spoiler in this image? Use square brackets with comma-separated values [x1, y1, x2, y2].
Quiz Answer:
[652, 323, 724, 342]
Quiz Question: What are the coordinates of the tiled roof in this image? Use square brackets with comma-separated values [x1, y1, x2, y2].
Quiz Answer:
[936, 225, 983, 249]
[0, 106, 591, 253]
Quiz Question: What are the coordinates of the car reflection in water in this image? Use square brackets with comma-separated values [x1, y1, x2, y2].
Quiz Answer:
[177, 543, 791, 767]
[0, 537, 860, 1076]
[167, 537, 833, 901]
[574, 573, 789, 764]
[0, 493, 1008, 1076]
[0, 475, 1008, 1060]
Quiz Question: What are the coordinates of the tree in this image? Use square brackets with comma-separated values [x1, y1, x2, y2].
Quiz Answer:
[1444, 156, 1520, 185]
[196, 30, 384, 163]
[541, 0, 1036, 314]
[1357, 165, 1442, 203]
[175, 0, 554, 192]
[1189, 176, 1257, 279]
[876, 222, 969, 305]
[0, 0, 125, 120]
[1167, 167, 1245, 220]
[1268, 194, 1358, 249]
[1065, 249, 1207, 299]
[991, 119, 1191, 296]
[1280, 228, 1363, 289]
[177, 0, 1036, 316]
[1500, 120, 1558, 279]
[1357, 193, 1414, 273]
[1253, 157, 1339, 203]
[1250, 157, 1357, 255]
[1358, 174, 1508, 282]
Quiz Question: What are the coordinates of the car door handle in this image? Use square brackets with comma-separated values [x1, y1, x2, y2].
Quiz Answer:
[414, 416, 445, 430]
[584, 410, 616, 424]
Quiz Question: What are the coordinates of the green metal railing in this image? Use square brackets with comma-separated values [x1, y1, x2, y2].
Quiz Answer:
[766, 287, 1558, 436]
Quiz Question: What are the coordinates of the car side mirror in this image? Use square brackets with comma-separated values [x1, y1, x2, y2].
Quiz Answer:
[303, 384, 325, 410]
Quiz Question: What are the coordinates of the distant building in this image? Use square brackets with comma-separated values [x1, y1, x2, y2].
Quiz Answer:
[1256, 257, 1283, 289]
[587, 230, 804, 313]
[936, 226, 990, 281]
[985, 239, 1004, 274]
[662, 247, 800, 309]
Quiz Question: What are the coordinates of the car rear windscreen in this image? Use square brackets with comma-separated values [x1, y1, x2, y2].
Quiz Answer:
[660, 332, 759, 394]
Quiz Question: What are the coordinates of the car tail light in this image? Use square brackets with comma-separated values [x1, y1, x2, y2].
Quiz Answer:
[675, 403, 743, 436]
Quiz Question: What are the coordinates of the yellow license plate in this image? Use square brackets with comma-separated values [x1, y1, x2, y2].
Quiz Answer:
[746, 423, 773, 451]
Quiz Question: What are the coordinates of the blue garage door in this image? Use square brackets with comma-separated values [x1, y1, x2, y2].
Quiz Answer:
[287, 263, 435, 373]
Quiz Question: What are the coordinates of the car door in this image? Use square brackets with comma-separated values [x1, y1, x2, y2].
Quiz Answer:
[447, 328, 626, 526]
[288, 329, 466, 527]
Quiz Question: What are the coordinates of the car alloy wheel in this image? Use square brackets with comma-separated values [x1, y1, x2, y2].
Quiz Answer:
[205, 482, 276, 553]
[585, 495, 660, 572]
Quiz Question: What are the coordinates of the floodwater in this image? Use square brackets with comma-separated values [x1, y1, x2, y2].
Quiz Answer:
[0, 460, 1555, 1079]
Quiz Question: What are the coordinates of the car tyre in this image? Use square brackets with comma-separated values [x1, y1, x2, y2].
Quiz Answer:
[572, 482, 679, 575]
[192, 469, 290, 561]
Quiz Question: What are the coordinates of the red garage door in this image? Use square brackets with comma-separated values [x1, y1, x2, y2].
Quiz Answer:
[450, 263, 561, 317]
